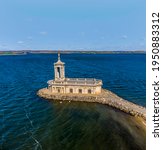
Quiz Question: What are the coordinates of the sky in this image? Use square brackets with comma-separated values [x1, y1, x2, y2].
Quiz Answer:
[0, 0, 146, 51]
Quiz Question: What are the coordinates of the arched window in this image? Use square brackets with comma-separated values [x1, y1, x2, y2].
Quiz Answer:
[57, 67, 61, 78]
[58, 89, 60, 93]
[79, 89, 82, 93]
[88, 89, 91, 94]
[70, 88, 73, 93]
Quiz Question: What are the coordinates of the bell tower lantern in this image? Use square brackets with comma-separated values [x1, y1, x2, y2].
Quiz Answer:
[54, 52, 65, 81]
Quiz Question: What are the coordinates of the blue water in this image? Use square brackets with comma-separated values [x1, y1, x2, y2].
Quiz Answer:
[0, 53, 146, 150]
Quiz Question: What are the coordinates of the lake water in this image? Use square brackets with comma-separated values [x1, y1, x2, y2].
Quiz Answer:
[0, 53, 146, 150]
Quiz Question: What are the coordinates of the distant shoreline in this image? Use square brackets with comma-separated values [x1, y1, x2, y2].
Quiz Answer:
[0, 50, 146, 55]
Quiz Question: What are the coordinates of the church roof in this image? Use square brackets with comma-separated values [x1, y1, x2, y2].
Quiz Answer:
[54, 52, 65, 65]
[48, 78, 103, 86]
[55, 60, 65, 65]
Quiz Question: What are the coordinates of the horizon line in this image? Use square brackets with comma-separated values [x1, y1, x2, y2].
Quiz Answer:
[0, 49, 146, 52]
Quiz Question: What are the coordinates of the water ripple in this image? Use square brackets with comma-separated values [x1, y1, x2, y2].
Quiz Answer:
[0, 54, 146, 150]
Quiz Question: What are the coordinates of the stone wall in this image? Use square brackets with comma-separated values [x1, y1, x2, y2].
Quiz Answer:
[48, 85, 101, 94]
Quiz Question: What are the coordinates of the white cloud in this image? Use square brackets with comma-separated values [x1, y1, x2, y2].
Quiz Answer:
[40, 31, 48, 35]
[17, 41, 24, 44]
[139, 42, 145, 46]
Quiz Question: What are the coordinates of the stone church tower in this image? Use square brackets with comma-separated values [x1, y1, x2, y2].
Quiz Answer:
[54, 52, 65, 81]
[47, 52, 102, 94]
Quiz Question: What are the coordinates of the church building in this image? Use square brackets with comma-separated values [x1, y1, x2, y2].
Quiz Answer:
[47, 53, 102, 94]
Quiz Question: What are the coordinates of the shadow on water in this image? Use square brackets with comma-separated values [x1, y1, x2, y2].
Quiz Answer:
[1, 90, 146, 150]
[31, 100, 146, 150]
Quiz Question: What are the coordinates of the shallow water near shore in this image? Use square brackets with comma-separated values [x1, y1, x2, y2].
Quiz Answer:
[0, 53, 146, 149]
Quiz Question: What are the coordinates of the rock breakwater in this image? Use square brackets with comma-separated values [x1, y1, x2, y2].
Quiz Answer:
[37, 88, 146, 120]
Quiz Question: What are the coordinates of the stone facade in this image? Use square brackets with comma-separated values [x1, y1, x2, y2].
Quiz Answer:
[47, 53, 102, 94]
